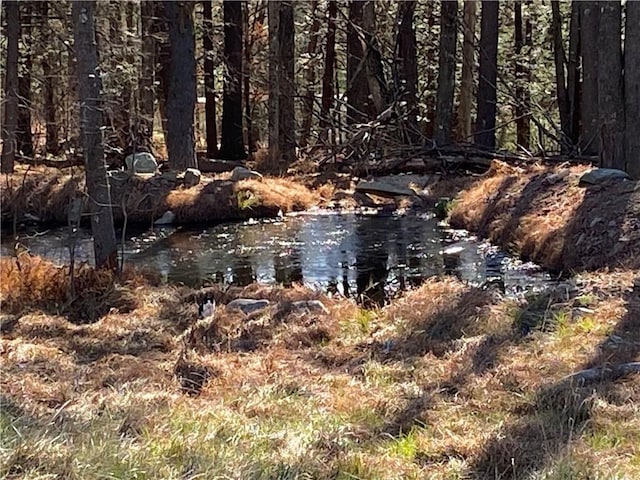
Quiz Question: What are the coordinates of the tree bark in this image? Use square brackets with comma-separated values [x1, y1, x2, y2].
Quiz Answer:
[40, 1, 60, 156]
[1, 0, 19, 173]
[164, 1, 197, 170]
[299, 0, 321, 148]
[72, 0, 117, 271]
[318, 0, 337, 144]
[514, 1, 531, 150]
[395, 1, 418, 136]
[597, 1, 624, 169]
[268, 1, 296, 170]
[580, 1, 599, 155]
[551, 1, 570, 151]
[474, 0, 499, 150]
[219, 0, 247, 161]
[203, 0, 218, 157]
[138, 0, 155, 152]
[346, 1, 368, 124]
[435, 0, 458, 146]
[457, 0, 477, 142]
[566, 1, 581, 147]
[625, 0, 640, 178]
[17, 1, 33, 157]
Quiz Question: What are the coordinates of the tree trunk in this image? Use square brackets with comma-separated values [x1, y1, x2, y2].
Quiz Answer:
[268, 1, 296, 170]
[580, 1, 599, 155]
[219, 0, 247, 161]
[299, 0, 321, 148]
[154, 2, 170, 149]
[17, 1, 33, 157]
[203, 0, 218, 157]
[318, 0, 337, 145]
[1, 0, 19, 173]
[514, 1, 531, 150]
[395, 1, 418, 137]
[139, 0, 155, 152]
[40, 1, 60, 156]
[346, 1, 369, 124]
[551, 1, 570, 151]
[567, 1, 581, 147]
[434, 0, 458, 146]
[72, 0, 117, 271]
[474, 0, 499, 150]
[457, 0, 477, 142]
[625, 0, 640, 178]
[597, 1, 624, 169]
[164, 1, 197, 170]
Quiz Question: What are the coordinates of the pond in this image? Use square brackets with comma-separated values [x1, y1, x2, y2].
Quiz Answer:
[1, 211, 552, 304]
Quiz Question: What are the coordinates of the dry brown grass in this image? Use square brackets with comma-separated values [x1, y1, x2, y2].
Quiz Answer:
[0, 255, 140, 323]
[450, 160, 640, 272]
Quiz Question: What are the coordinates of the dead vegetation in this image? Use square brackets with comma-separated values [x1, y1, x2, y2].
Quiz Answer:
[450, 160, 640, 272]
[1, 165, 318, 227]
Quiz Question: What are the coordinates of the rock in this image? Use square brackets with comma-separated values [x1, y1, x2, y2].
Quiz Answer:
[182, 168, 201, 188]
[154, 210, 176, 225]
[579, 168, 631, 186]
[355, 180, 416, 198]
[442, 245, 464, 272]
[291, 300, 329, 314]
[125, 152, 158, 175]
[226, 298, 270, 314]
[107, 170, 131, 182]
[231, 166, 263, 182]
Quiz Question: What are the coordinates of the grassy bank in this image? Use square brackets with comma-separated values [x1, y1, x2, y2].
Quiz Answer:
[1, 164, 639, 479]
[1, 166, 317, 227]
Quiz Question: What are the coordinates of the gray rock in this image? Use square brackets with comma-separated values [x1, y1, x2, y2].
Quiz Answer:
[107, 170, 131, 182]
[125, 152, 158, 175]
[154, 210, 176, 225]
[355, 180, 416, 198]
[231, 166, 263, 182]
[579, 168, 631, 186]
[226, 298, 270, 314]
[182, 168, 202, 188]
[291, 300, 329, 314]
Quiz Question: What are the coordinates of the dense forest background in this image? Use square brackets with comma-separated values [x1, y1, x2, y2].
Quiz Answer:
[1, 1, 639, 178]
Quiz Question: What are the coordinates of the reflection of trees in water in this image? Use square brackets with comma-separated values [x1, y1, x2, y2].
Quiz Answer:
[274, 248, 303, 287]
[232, 255, 255, 286]
[355, 217, 389, 307]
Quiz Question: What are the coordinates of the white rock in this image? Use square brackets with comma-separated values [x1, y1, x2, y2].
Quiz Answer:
[154, 210, 176, 225]
[125, 152, 158, 175]
[291, 300, 329, 314]
[183, 168, 202, 187]
[230, 166, 263, 182]
[226, 298, 270, 314]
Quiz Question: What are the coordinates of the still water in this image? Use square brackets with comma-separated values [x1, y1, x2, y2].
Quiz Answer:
[1, 212, 551, 303]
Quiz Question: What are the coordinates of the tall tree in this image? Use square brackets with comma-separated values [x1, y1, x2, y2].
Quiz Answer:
[268, 1, 296, 169]
[474, 0, 499, 150]
[203, 0, 218, 158]
[299, 0, 321, 148]
[17, 1, 33, 157]
[219, 0, 247, 160]
[138, 0, 155, 152]
[395, 1, 418, 137]
[72, 0, 117, 270]
[625, 0, 640, 178]
[164, 1, 197, 170]
[580, 1, 599, 155]
[1, 0, 19, 173]
[318, 0, 337, 145]
[597, 1, 624, 169]
[566, 2, 581, 148]
[434, 0, 458, 146]
[514, 1, 531, 150]
[457, 0, 477, 142]
[40, 1, 60, 156]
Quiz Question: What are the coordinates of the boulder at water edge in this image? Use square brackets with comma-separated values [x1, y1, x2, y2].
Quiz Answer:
[226, 298, 270, 314]
[125, 152, 159, 175]
[579, 168, 631, 187]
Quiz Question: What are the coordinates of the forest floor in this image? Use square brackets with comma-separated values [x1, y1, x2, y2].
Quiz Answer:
[1, 161, 639, 479]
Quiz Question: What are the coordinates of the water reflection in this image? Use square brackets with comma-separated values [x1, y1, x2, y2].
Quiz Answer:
[0, 213, 553, 302]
